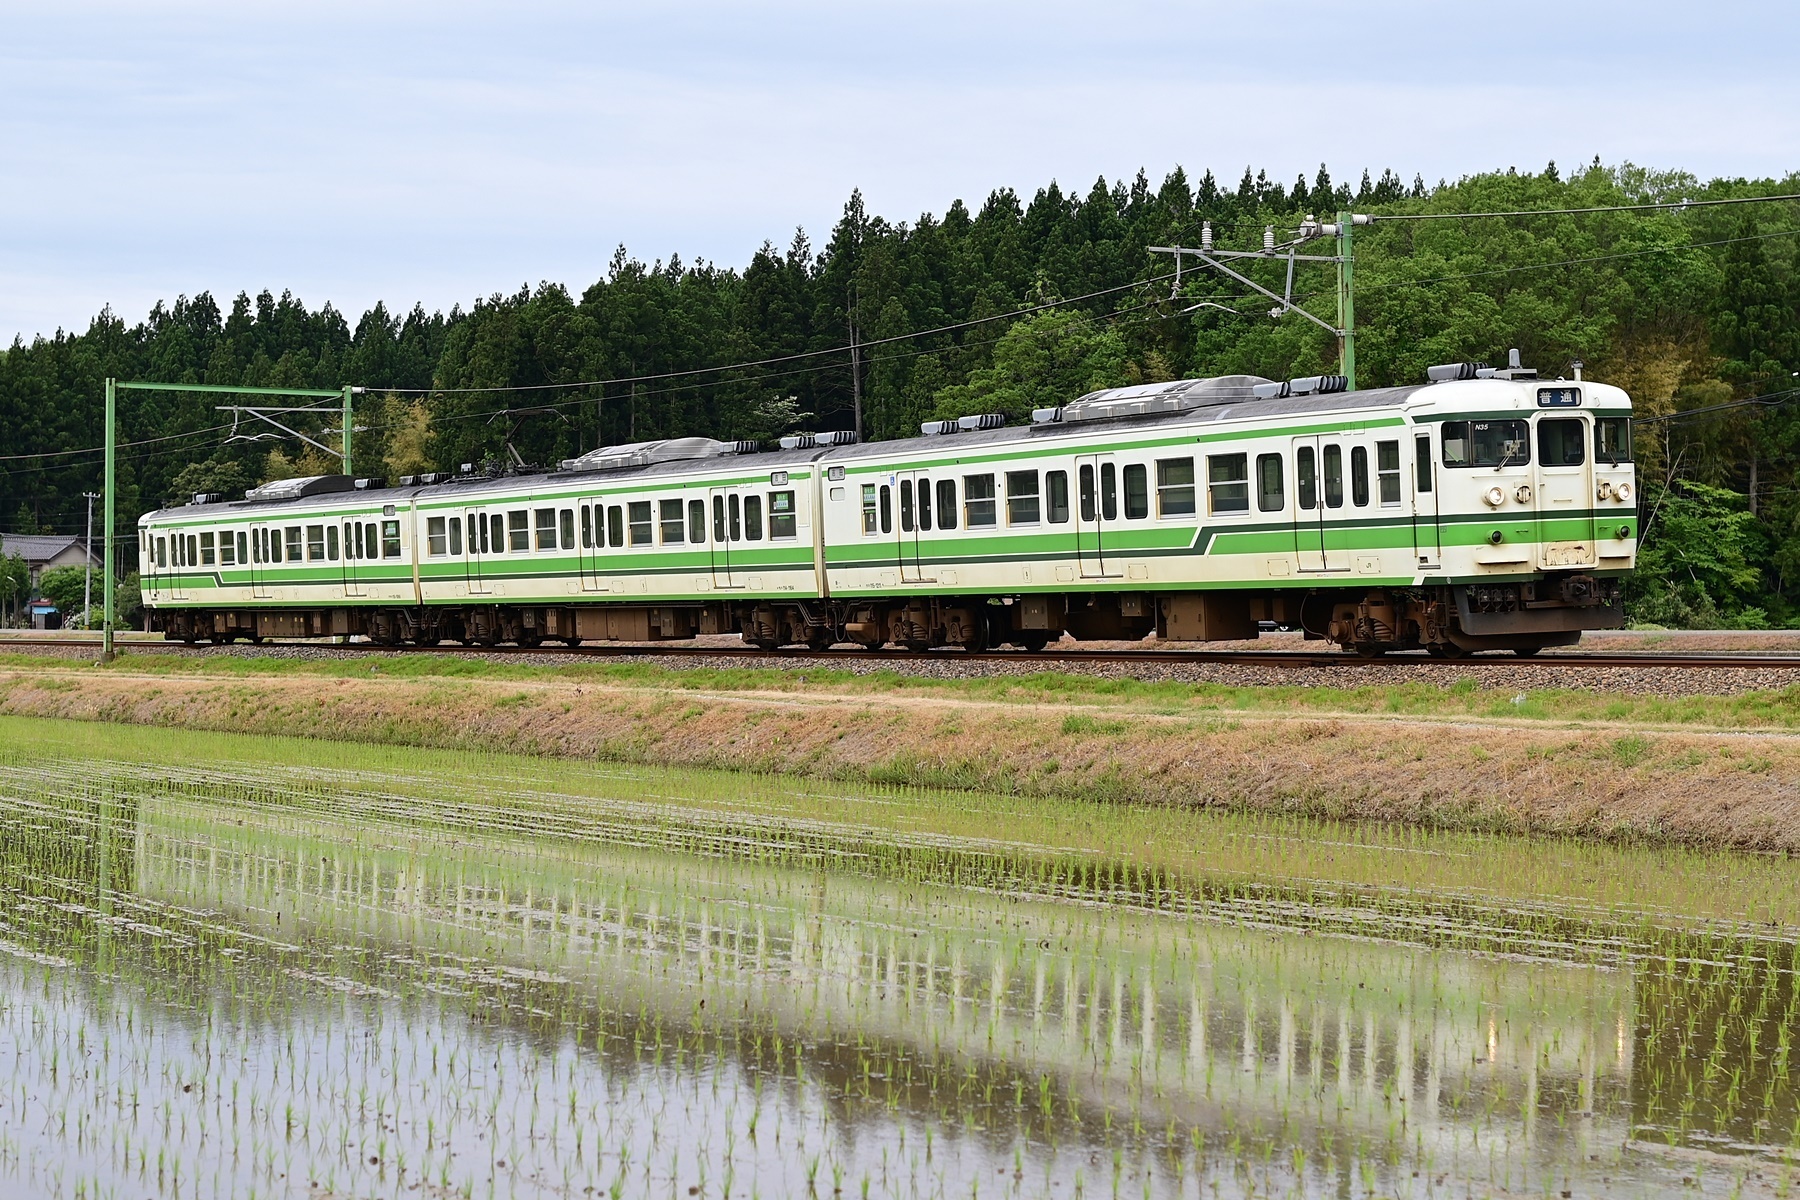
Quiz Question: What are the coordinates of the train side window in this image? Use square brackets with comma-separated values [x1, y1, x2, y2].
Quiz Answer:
[307, 525, 326, 560]
[1158, 458, 1197, 517]
[327, 525, 340, 560]
[285, 526, 303, 561]
[219, 530, 235, 566]
[1047, 470, 1070, 523]
[427, 516, 448, 556]
[899, 480, 915, 532]
[1297, 447, 1318, 509]
[1079, 465, 1096, 521]
[1207, 454, 1249, 514]
[917, 477, 933, 530]
[769, 490, 796, 538]
[560, 508, 575, 549]
[1415, 435, 1433, 492]
[381, 520, 401, 558]
[507, 511, 529, 552]
[607, 505, 624, 548]
[1538, 418, 1585, 466]
[199, 531, 216, 565]
[1123, 464, 1148, 520]
[876, 487, 890, 534]
[629, 501, 653, 546]
[1350, 446, 1370, 507]
[728, 494, 743, 541]
[1322, 446, 1344, 509]
[1377, 441, 1402, 506]
[534, 508, 557, 551]
[1597, 417, 1632, 464]
[660, 499, 685, 544]
[963, 474, 996, 528]
[186, 535, 198, 565]
[490, 514, 505, 553]
[266, 530, 280, 563]
[745, 494, 764, 540]
[861, 485, 879, 535]
[448, 519, 461, 556]
[1100, 463, 1118, 520]
[237, 531, 248, 565]
[935, 479, 957, 529]
[581, 505, 593, 549]
[688, 498, 706, 543]
[155, 537, 167, 568]
[369, 522, 382, 559]
[1006, 470, 1040, 525]
[1256, 454, 1284, 511]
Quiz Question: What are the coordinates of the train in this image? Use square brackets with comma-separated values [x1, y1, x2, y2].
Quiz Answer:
[139, 351, 1636, 656]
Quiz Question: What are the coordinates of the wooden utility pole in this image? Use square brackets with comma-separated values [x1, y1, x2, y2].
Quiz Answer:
[848, 292, 863, 442]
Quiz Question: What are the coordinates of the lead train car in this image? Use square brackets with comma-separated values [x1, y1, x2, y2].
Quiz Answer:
[140, 366, 1637, 656]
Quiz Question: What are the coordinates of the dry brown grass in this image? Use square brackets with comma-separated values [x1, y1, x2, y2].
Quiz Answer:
[4, 662, 1799, 851]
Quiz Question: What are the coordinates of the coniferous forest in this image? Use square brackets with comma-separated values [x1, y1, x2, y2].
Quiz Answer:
[4, 159, 1799, 625]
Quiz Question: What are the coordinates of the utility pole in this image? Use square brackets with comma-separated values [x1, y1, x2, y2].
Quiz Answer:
[340, 386, 354, 476]
[82, 490, 99, 626]
[1337, 209, 1357, 390]
[848, 300, 863, 442]
[102, 378, 116, 663]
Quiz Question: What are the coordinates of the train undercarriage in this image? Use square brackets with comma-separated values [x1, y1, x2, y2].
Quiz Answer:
[150, 575, 1624, 657]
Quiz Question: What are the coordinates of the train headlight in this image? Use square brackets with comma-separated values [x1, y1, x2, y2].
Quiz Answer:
[1596, 480, 1613, 500]
[1514, 484, 1533, 504]
[1483, 485, 1506, 507]
[1615, 482, 1633, 503]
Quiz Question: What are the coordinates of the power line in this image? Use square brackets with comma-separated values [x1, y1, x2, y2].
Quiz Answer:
[1374, 190, 1800, 222]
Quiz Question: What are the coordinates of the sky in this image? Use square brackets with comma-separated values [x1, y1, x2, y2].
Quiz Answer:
[2, 0, 1796, 344]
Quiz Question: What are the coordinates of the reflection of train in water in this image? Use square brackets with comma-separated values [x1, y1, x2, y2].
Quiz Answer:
[140, 353, 1635, 655]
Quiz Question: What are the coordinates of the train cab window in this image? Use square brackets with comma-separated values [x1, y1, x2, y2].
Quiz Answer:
[728, 494, 743, 541]
[1006, 471, 1040, 525]
[1415, 435, 1433, 493]
[1350, 447, 1370, 507]
[1158, 458, 1197, 517]
[963, 474, 996, 528]
[580, 505, 594, 549]
[1597, 417, 1632, 464]
[628, 501, 653, 546]
[1322, 446, 1344, 509]
[507, 511, 530, 552]
[607, 505, 624, 548]
[769, 490, 797, 538]
[660, 499, 685, 544]
[447, 518, 461, 556]
[744, 494, 763, 540]
[1206, 454, 1248, 514]
[381, 520, 401, 558]
[307, 525, 326, 560]
[534, 508, 557, 551]
[155, 537, 167, 568]
[490, 514, 505, 553]
[1377, 441, 1402, 506]
[935, 479, 957, 529]
[427, 516, 448, 556]
[1123, 464, 1149, 520]
[1256, 454, 1284, 512]
[1047, 470, 1070, 523]
[237, 531, 248, 565]
[861, 485, 879, 535]
[1100, 463, 1118, 520]
[916, 478, 932, 530]
[285, 527, 303, 561]
[899, 480, 915, 532]
[199, 531, 216, 565]
[1538, 418, 1585, 466]
[1442, 419, 1529, 468]
[1297, 446, 1318, 509]
[219, 530, 235, 566]
[688, 499, 706, 543]
[560, 508, 575, 549]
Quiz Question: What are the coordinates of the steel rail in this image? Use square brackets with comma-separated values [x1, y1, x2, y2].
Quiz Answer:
[7, 636, 1800, 670]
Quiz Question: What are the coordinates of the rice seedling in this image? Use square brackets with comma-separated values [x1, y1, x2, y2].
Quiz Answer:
[0, 713, 1792, 1196]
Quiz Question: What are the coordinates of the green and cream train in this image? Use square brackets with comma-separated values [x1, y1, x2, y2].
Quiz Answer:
[141, 355, 1636, 656]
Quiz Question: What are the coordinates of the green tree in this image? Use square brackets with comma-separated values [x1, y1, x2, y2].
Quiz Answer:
[36, 565, 89, 619]
[930, 308, 1133, 424]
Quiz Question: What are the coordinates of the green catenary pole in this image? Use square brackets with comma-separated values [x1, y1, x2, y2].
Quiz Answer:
[102, 377, 116, 663]
[341, 385, 354, 476]
[1337, 209, 1356, 390]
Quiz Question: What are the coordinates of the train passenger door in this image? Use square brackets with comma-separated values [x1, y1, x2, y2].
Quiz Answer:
[1533, 415, 1598, 568]
[250, 522, 272, 599]
[709, 488, 740, 589]
[576, 500, 603, 592]
[895, 471, 934, 583]
[1411, 429, 1441, 568]
[1074, 453, 1121, 578]
[342, 518, 368, 597]
[461, 507, 490, 595]
[1291, 436, 1351, 574]
[167, 528, 191, 601]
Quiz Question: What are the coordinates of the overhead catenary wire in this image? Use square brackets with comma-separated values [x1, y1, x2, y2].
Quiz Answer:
[1371, 190, 1800, 222]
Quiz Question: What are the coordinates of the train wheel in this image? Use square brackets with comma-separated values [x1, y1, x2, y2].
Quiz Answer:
[748, 638, 781, 651]
[413, 635, 441, 647]
[1512, 646, 1542, 657]
[1018, 632, 1050, 653]
[562, 637, 582, 648]
[1354, 644, 1385, 659]
[805, 630, 837, 651]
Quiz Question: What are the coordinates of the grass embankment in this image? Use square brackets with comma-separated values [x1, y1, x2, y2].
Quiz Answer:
[4, 650, 1800, 850]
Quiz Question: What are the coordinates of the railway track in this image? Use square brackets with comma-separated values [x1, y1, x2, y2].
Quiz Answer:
[7, 635, 1800, 670]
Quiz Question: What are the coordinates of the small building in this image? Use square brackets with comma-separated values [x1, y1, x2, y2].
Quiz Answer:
[0, 533, 99, 590]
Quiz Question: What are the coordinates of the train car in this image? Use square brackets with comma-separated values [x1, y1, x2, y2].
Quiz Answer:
[140, 352, 1635, 655]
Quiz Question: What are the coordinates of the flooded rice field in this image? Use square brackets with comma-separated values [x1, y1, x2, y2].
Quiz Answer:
[0, 717, 1797, 1199]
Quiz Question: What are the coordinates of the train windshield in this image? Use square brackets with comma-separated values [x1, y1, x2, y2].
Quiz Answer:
[1597, 417, 1632, 465]
[1441, 419, 1529, 468]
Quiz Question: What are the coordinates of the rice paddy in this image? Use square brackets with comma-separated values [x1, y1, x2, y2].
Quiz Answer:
[0, 715, 1796, 1198]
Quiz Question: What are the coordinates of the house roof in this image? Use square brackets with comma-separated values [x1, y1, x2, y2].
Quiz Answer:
[0, 534, 97, 565]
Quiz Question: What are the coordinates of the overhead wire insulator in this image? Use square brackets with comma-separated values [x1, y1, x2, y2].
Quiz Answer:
[1263, 226, 1275, 252]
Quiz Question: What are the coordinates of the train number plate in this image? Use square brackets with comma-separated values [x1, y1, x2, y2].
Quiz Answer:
[1541, 542, 1594, 567]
